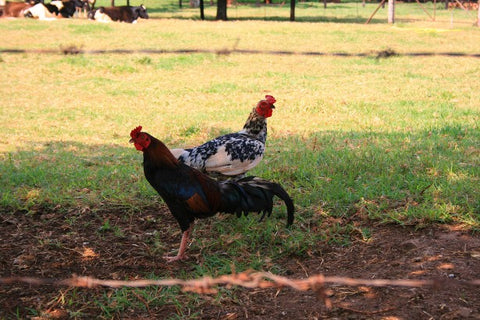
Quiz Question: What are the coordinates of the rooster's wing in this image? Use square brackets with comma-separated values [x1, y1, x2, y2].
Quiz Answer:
[176, 133, 265, 176]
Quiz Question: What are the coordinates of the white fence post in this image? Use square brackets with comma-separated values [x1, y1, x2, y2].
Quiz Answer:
[388, 0, 395, 23]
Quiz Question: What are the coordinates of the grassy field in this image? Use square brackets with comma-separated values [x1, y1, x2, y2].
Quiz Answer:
[1, 2, 480, 317]
[99, 0, 480, 24]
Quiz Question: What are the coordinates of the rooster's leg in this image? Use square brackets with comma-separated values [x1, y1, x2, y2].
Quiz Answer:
[164, 225, 192, 262]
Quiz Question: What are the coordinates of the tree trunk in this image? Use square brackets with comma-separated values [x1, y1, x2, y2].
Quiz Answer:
[290, 0, 295, 21]
[216, 0, 228, 20]
[200, 0, 204, 19]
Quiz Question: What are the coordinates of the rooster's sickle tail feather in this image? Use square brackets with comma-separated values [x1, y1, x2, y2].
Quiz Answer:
[219, 176, 294, 226]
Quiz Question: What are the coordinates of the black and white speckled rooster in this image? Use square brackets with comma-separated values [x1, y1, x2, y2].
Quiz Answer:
[170, 95, 276, 179]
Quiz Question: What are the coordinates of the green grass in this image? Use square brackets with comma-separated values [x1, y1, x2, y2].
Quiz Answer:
[0, 4, 480, 317]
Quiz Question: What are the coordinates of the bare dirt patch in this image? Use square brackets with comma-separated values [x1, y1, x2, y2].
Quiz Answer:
[1, 208, 480, 319]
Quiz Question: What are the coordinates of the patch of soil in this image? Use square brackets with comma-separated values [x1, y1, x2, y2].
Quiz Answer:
[1, 208, 480, 319]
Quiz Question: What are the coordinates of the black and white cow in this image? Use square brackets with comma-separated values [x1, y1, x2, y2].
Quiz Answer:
[23, 0, 88, 18]
[54, 0, 88, 17]
[24, 2, 57, 19]
[88, 4, 147, 23]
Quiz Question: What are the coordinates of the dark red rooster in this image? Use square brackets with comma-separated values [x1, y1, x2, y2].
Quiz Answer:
[130, 126, 294, 262]
[170, 95, 276, 179]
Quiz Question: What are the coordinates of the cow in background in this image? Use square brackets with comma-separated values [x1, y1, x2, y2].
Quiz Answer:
[24, 2, 57, 19]
[1, 1, 32, 17]
[88, 4, 148, 23]
[1, 0, 88, 18]
[87, 5, 111, 21]
[51, 0, 88, 17]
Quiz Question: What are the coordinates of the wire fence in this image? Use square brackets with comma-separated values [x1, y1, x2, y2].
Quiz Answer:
[1, 46, 480, 58]
[2, 270, 480, 307]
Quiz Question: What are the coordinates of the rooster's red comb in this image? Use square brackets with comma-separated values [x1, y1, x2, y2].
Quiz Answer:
[265, 95, 276, 105]
[130, 126, 143, 139]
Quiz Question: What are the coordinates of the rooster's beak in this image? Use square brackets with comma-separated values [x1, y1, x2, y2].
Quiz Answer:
[271, 105, 275, 109]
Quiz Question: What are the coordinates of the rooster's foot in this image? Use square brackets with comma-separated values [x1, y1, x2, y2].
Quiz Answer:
[164, 254, 186, 263]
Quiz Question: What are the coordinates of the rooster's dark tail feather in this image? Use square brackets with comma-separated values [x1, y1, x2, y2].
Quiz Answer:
[218, 176, 294, 226]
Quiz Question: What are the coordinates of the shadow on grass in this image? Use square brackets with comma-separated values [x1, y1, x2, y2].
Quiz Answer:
[144, 1, 451, 24]
[147, 10, 386, 24]
[0, 141, 151, 214]
[1, 125, 478, 227]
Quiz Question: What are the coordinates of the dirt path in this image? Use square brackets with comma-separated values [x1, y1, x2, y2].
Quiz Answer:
[1, 209, 480, 319]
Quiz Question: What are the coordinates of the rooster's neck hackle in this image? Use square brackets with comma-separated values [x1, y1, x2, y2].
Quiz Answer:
[144, 136, 179, 168]
[241, 107, 268, 143]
